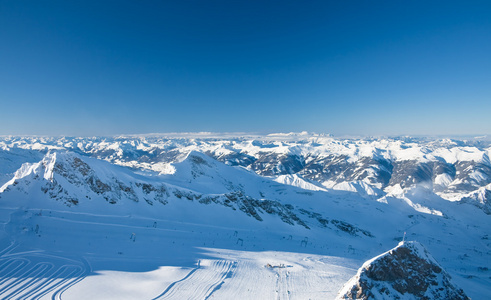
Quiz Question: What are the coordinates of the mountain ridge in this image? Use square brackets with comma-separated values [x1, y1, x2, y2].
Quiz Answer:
[0, 135, 489, 299]
[336, 241, 470, 300]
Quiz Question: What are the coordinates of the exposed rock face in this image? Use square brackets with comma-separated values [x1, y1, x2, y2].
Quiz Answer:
[4, 151, 371, 232]
[250, 153, 305, 176]
[336, 241, 470, 300]
[303, 155, 393, 188]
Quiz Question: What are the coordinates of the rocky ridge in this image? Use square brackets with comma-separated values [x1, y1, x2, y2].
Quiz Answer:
[336, 241, 470, 300]
[1, 135, 489, 215]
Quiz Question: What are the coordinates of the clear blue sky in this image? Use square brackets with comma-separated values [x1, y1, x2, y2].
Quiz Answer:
[1, 1, 490, 136]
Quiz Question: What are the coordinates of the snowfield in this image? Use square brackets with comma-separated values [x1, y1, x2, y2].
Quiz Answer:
[0, 207, 361, 300]
[0, 134, 490, 299]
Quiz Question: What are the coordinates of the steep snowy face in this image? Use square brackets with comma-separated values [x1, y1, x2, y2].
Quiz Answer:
[0, 151, 324, 229]
[0, 152, 169, 207]
[336, 241, 470, 300]
[0, 147, 46, 186]
[272, 174, 327, 191]
[0, 152, 57, 192]
[459, 184, 491, 214]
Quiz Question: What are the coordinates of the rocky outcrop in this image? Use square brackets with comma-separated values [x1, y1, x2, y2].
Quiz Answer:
[336, 241, 470, 300]
[0, 151, 342, 230]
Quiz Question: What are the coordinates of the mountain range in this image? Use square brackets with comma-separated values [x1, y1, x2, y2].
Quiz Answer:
[0, 133, 489, 299]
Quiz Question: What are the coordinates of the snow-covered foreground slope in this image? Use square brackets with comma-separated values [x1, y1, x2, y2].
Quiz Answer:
[0, 208, 361, 300]
[0, 134, 490, 299]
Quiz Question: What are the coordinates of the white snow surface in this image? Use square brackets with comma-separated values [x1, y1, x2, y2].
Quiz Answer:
[273, 174, 327, 191]
[0, 134, 489, 299]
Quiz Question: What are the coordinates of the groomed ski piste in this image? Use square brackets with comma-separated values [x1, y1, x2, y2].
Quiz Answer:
[0, 135, 490, 299]
[0, 207, 362, 299]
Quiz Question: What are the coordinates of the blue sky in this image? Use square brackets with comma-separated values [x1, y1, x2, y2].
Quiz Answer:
[1, 1, 490, 136]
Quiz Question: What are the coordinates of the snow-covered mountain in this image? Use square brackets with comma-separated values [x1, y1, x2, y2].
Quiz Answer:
[2, 134, 489, 208]
[336, 241, 470, 300]
[0, 150, 380, 235]
[0, 134, 489, 299]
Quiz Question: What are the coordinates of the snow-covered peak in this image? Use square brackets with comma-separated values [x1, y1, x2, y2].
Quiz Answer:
[13, 152, 56, 181]
[1, 135, 491, 214]
[272, 174, 327, 191]
[336, 241, 470, 300]
[0, 136, 489, 299]
[0, 151, 154, 207]
[459, 184, 491, 214]
[0, 152, 57, 192]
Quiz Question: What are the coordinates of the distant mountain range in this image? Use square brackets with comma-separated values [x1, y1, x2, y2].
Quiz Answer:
[2, 134, 490, 212]
[0, 134, 489, 299]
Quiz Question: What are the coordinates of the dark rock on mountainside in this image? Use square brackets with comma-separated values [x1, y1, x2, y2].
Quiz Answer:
[460, 186, 491, 215]
[336, 241, 470, 300]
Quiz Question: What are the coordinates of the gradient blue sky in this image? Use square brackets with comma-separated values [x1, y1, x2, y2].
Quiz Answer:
[1, 1, 490, 136]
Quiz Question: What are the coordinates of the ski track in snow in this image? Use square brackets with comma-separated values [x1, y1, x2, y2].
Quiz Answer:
[154, 259, 237, 300]
[209, 260, 275, 299]
[1, 136, 490, 299]
[274, 267, 291, 300]
[0, 246, 88, 300]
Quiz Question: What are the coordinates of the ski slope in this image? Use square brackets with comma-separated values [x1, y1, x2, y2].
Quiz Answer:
[0, 134, 490, 299]
[0, 207, 362, 300]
